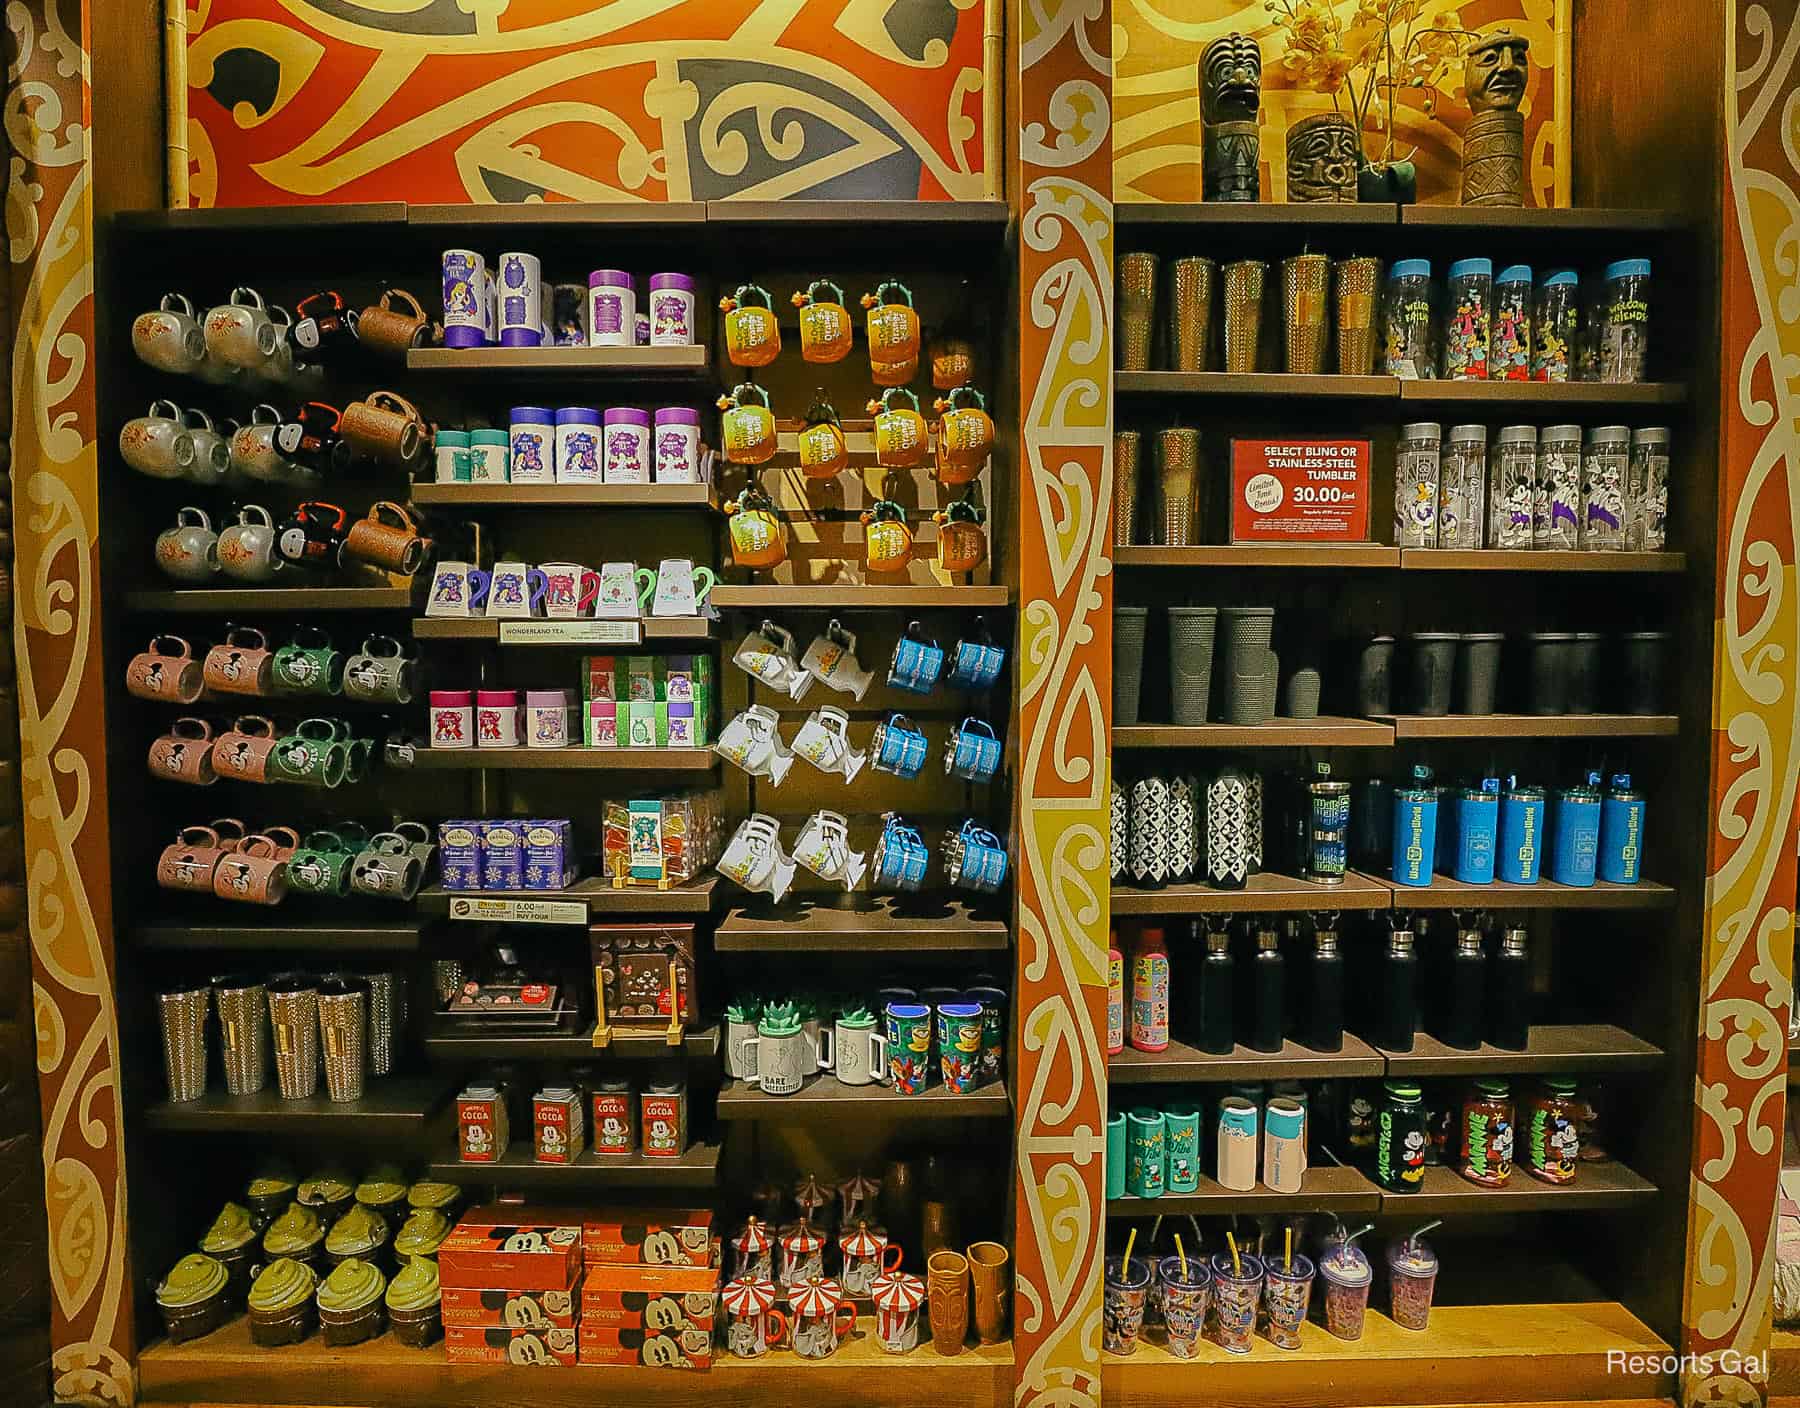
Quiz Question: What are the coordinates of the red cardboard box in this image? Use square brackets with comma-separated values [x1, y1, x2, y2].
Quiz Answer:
[441, 1274, 582, 1329]
[439, 1221, 584, 1290]
[578, 1324, 714, 1370]
[444, 1323, 579, 1366]
[583, 1208, 715, 1267]
[1229, 439, 1371, 542]
[580, 1287, 716, 1334]
[580, 1261, 718, 1296]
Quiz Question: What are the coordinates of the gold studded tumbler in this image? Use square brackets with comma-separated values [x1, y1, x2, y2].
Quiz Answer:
[1168, 257, 1217, 372]
[1156, 427, 1201, 547]
[1117, 252, 1160, 371]
[1114, 430, 1142, 547]
[1283, 253, 1332, 374]
[1222, 260, 1267, 374]
[1336, 256, 1382, 375]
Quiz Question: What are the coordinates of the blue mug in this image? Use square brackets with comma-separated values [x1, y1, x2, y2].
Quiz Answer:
[874, 818, 930, 892]
[888, 622, 945, 695]
[946, 623, 1006, 690]
[944, 717, 1002, 783]
[871, 714, 930, 778]
[948, 821, 1008, 893]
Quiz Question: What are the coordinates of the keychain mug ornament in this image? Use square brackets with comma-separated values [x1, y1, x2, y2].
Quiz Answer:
[868, 388, 928, 469]
[947, 620, 1007, 689]
[935, 386, 995, 483]
[721, 284, 782, 367]
[725, 488, 788, 570]
[801, 620, 873, 699]
[861, 499, 914, 573]
[935, 498, 988, 573]
[718, 383, 778, 465]
[946, 717, 1003, 783]
[873, 816, 931, 892]
[794, 279, 853, 362]
[870, 713, 930, 779]
[797, 393, 849, 478]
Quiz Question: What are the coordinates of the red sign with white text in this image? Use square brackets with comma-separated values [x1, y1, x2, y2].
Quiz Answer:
[1230, 439, 1371, 542]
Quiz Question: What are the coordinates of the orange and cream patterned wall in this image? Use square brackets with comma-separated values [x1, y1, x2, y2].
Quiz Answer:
[182, 0, 993, 204]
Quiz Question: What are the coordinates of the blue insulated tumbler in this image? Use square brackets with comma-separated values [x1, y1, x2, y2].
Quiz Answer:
[1453, 778, 1500, 884]
[1498, 778, 1545, 884]
[1549, 772, 1603, 886]
[1391, 765, 1438, 887]
[1599, 773, 1646, 884]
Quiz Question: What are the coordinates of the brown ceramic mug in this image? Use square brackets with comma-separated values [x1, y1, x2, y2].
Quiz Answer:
[341, 391, 425, 466]
[212, 715, 279, 782]
[356, 289, 430, 355]
[157, 825, 228, 892]
[208, 817, 248, 853]
[203, 627, 273, 696]
[211, 833, 289, 905]
[147, 717, 217, 785]
[126, 635, 204, 703]
[262, 825, 302, 860]
[341, 501, 429, 575]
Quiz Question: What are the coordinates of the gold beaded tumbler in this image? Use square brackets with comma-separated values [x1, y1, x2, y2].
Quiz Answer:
[1114, 429, 1142, 547]
[1282, 253, 1332, 374]
[1222, 259, 1267, 374]
[1168, 257, 1217, 372]
[1117, 252, 1160, 371]
[1156, 428, 1201, 547]
[1336, 256, 1382, 375]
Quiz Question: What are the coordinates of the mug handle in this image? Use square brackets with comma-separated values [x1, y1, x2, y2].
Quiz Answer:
[468, 570, 491, 608]
[149, 397, 183, 420]
[162, 292, 195, 316]
[691, 566, 716, 604]
[382, 288, 425, 321]
[369, 499, 417, 531]
[172, 716, 213, 742]
[765, 1309, 788, 1348]
[833, 1304, 857, 1340]
[635, 567, 656, 610]
[177, 505, 211, 530]
[577, 570, 601, 611]
[868, 1031, 890, 1082]
[369, 392, 421, 421]
[881, 1242, 905, 1271]
[738, 1037, 761, 1088]
[815, 1028, 834, 1071]
[527, 569, 549, 612]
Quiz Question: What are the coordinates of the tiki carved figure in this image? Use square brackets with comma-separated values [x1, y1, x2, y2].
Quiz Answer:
[1200, 34, 1263, 202]
[1461, 28, 1531, 207]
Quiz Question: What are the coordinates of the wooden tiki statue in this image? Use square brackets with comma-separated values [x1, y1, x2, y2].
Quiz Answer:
[1200, 34, 1263, 202]
[1287, 112, 1361, 203]
[1460, 28, 1531, 207]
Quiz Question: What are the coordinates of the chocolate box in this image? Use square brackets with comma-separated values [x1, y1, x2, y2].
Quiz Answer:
[441, 1274, 582, 1329]
[577, 1325, 714, 1371]
[582, 1208, 715, 1267]
[579, 1287, 716, 1334]
[445, 1323, 578, 1366]
[439, 1221, 584, 1289]
[578, 1261, 719, 1296]
[589, 923, 698, 1028]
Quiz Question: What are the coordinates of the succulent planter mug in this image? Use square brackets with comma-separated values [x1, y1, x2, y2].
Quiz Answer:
[868, 388, 928, 469]
[793, 279, 852, 363]
[861, 499, 914, 574]
[935, 386, 995, 484]
[119, 399, 195, 479]
[935, 498, 988, 574]
[155, 507, 221, 584]
[132, 293, 207, 375]
[863, 280, 920, 385]
[725, 487, 787, 571]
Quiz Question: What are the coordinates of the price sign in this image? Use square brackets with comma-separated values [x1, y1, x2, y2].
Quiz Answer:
[1230, 439, 1371, 542]
[444, 895, 587, 925]
[500, 620, 643, 645]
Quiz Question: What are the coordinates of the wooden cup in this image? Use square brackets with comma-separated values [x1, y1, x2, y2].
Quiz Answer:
[926, 1249, 969, 1356]
[966, 1241, 1009, 1345]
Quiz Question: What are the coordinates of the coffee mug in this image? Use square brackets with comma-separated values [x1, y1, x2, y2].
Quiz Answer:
[217, 504, 285, 583]
[718, 813, 796, 901]
[425, 561, 490, 618]
[208, 817, 249, 853]
[341, 391, 426, 467]
[259, 304, 298, 385]
[357, 288, 430, 355]
[486, 561, 546, 618]
[228, 405, 295, 485]
[292, 290, 358, 361]
[945, 718, 1003, 783]
[791, 707, 865, 783]
[286, 829, 356, 897]
[132, 293, 207, 375]
[119, 399, 195, 479]
[277, 501, 349, 571]
[593, 561, 643, 619]
[271, 625, 344, 696]
[390, 819, 438, 872]
[203, 627, 274, 696]
[154, 506, 220, 584]
[715, 706, 794, 785]
[269, 718, 349, 787]
[126, 636, 204, 703]
[343, 737, 375, 783]
[650, 558, 716, 617]
[181, 409, 232, 487]
[871, 714, 929, 779]
[802, 621, 873, 700]
[734, 622, 809, 699]
[741, 1025, 819, 1097]
[791, 810, 868, 892]
[211, 715, 279, 783]
[350, 833, 424, 900]
[211, 833, 289, 905]
[205, 287, 280, 373]
[340, 501, 429, 575]
[888, 622, 945, 695]
[275, 401, 351, 474]
[157, 825, 230, 893]
[820, 1019, 888, 1087]
[948, 822, 1009, 894]
[947, 626, 1007, 690]
[147, 717, 217, 785]
[343, 635, 417, 703]
[873, 819, 931, 893]
[540, 562, 599, 619]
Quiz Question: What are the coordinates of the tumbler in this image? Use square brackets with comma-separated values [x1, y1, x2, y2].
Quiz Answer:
[317, 977, 369, 1103]
[1165, 1104, 1201, 1192]
[1536, 424, 1583, 550]
[1629, 428, 1670, 550]
[1335, 256, 1381, 375]
[1532, 269, 1579, 382]
[1391, 767, 1438, 887]
[431, 960, 464, 1006]
[1106, 1111, 1126, 1199]
[1357, 635, 1395, 715]
[363, 970, 402, 1078]
[1222, 260, 1267, 374]
[212, 974, 267, 1097]
[1582, 426, 1631, 551]
[1498, 782, 1546, 884]
[1103, 1254, 1153, 1355]
[1443, 257, 1493, 380]
[1491, 264, 1532, 380]
[1457, 632, 1503, 715]
[1157, 1256, 1212, 1359]
[1407, 632, 1457, 716]
[158, 982, 211, 1103]
[1167, 607, 1218, 726]
[1261, 1253, 1315, 1350]
[1285, 666, 1321, 721]
[1156, 428, 1201, 546]
[1566, 632, 1603, 713]
[1527, 631, 1575, 714]
[1600, 774, 1646, 884]
[1125, 1106, 1166, 1198]
[1384, 259, 1436, 378]
[1282, 254, 1331, 374]
[1128, 773, 1175, 891]
[1450, 779, 1500, 884]
[1620, 630, 1670, 713]
[1114, 430, 1142, 547]
[1395, 422, 1442, 548]
[1207, 1252, 1264, 1355]
[1599, 258, 1651, 383]
[1439, 424, 1488, 549]
[1168, 257, 1217, 373]
[1387, 1236, 1439, 1331]
[1118, 252, 1159, 372]
[1114, 607, 1150, 726]
[1490, 425, 1538, 549]
[1549, 776, 1602, 887]
[1220, 606, 1276, 726]
[267, 974, 320, 1100]
[1317, 1242, 1371, 1340]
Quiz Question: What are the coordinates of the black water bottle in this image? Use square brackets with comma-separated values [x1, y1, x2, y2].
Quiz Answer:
[1442, 924, 1487, 1050]
[1306, 921, 1345, 1052]
[1377, 923, 1419, 1052]
[1249, 922, 1284, 1053]
[1198, 923, 1235, 1055]
[1489, 926, 1531, 1051]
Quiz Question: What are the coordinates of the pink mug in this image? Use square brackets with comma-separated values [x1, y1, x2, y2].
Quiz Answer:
[147, 717, 217, 785]
[212, 715, 279, 782]
[211, 834, 289, 905]
[127, 635, 204, 703]
[157, 826, 229, 892]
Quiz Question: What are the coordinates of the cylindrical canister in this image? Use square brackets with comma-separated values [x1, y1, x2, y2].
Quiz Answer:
[1490, 425, 1537, 549]
[1438, 424, 1488, 549]
[1498, 782, 1546, 884]
[442, 249, 487, 348]
[1391, 767, 1438, 888]
[1549, 775, 1603, 887]
[1106, 1112, 1127, 1200]
[587, 269, 636, 347]
[1581, 426, 1631, 551]
[1304, 772, 1351, 885]
[1532, 269, 1579, 382]
[1126, 1107, 1166, 1199]
[1535, 424, 1582, 550]
[1452, 779, 1500, 884]
[554, 407, 602, 483]
[1629, 427, 1670, 550]
[647, 273, 697, 346]
[497, 252, 543, 346]
[1599, 774, 1645, 884]
[509, 406, 555, 484]
[1442, 258, 1493, 380]
[1491, 264, 1532, 380]
[1384, 259, 1436, 379]
[603, 407, 652, 483]
[1165, 1105, 1201, 1193]
[470, 428, 509, 484]
[1107, 943, 1125, 1054]
[1264, 1097, 1306, 1194]
[653, 407, 702, 483]
[1129, 773, 1173, 891]
[1395, 422, 1442, 549]
[1216, 1097, 1259, 1192]
[1130, 928, 1169, 1052]
[1599, 258, 1651, 383]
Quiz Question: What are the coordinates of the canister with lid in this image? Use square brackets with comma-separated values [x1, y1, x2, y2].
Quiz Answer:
[1489, 425, 1537, 549]
[1442, 258, 1493, 380]
[1391, 765, 1438, 887]
[1491, 264, 1532, 380]
[1384, 260, 1436, 379]
[1438, 424, 1488, 549]
[1581, 426, 1631, 550]
[1532, 269, 1579, 381]
[1535, 424, 1582, 550]
[1599, 773, 1645, 884]
[1629, 427, 1670, 550]
[1395, 422, 1442, 549]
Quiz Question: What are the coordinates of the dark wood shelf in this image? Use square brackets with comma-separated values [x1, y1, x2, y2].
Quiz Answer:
[1384, 875, 1676, 910]
[1111, 870, 1391, 915]
[1116, 371, 1398, 398]
[411, 615, 712, 642]
[1397, 380, 1687, 406]
[1399, 205, 1690, 233]
[117, 203, 408, 234]
[1379, 1024, 1665, 1077]
[707, 198, 1010, 229]
[1109, 1035, 1384, 1084]
[410, 747, 716, 771]
[123, 585, 414, 613]
[716, 897, 1008, 952]
[416, 875, 719, 919]
[132, 920, 426, 952]
[409, 483, 716, 509]
[141, 1078, 450, 1136]
[1379, 713, 1680, 739]
[1117, 202, 1399, 227]
[1115, 718, 1393, 749]
[715, 1077, 1008, 1120]
[710, 584, 1011, 609]
[423, 1023, 719, 1063]
[1400, 548, 1687, 572]
[1116, 544, 1400, 569]
[409, 202, 707, 228]
[405, 346, 709, 376]
[1108, 1166, 1380, 1215]
[1398, 1161, 1656, 1213]
[425, 1139, 720, 1190]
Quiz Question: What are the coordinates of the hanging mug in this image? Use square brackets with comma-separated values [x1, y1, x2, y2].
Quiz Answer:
[211, 714, 280, 782]
[721, 283, 782, 367]
[181, 409, 232, 487]
[867, 388, 928, 469]
[228, 404, 294, 484]
[126, 635, 204, 703]
[203, 627, 274, 696]
[287, 829, 356, 898]
[863, 280, 920, 384]
[341, 391, 427, 466]
[119, 399, 194, 479]
[211, 834, 289, 906]
[734, 621, 810, 699]
[217, 504, 285, 582]
[714, 706, 794, 785]
[792, 810, 868, 891]
[718, 813, 797, 901]
[271, 625, 344, 695]
[592, 561, 640, 620]
[797, 394, 848, 479]
[291, 290, 358, 361]
[935, 498, 988, 573]
[147, 717, 218, 786]
[275, 400, 351, 474]
[204, 287, 279, 373]
[861, 499, 913, 574]
[791, 707, 866, 783]
[872, 817, 930, 892]
[870, 714, 930, 779]
[794, 279, 852, 363]
[718, 383, 777, 465]
[260, 304, 299, 385]
[350, 833, 424, 900]
[725, 488, 787, 571]
[946, 820, 1009, 894]
[356, 288, 430, 355]
[154, 506, 220, 584]
[341, 500, 430, 575]
[269, 718, 350, 787]
[801, 620, 873, 699]
[888, 622, 945, 695]
[935, 386, 994, 483]
[276, 501, 349, 571]
[931, 334, 975, 390]
[157, 825, 230, 893]
[945, 718, 1003, 783]
[946, 620, 1007, 689]
[651, 558, 714, 617]
[132, 293, 207, 375]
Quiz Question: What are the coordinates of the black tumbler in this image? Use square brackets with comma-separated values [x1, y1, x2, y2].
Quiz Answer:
[1526, 631, 1575, 715]
[1619, 630, 1670, 714]
[1457, 632, 1504, 715]
[1357, 635, 1396, 715]
[1565, 632, 1603, 714]
[1407, 632, 1458, 716]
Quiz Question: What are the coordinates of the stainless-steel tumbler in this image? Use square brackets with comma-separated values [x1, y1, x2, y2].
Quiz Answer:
[1222, 260, 1268, 374]
[1282, 253, 1332, 374]
[363, 970, 401, 1078]
[317, 978, 369, 1103]
[1118, 252, 1160, 371]
[1335, 256, 1382, 375]
[1167, 606, 1218, 725]
[431, 960, 464, 1007]
[1115, 606, 1151, 726]
[1156, 428, 1201, 546]
[1168, 257, 1217, 372]
[267, 974, 320, 1100]
[157, 982, 210, 1103]
[212, 973, 267, 1097]
[1114, 430, 1142, 548]
[1220, 607, 1277, 726]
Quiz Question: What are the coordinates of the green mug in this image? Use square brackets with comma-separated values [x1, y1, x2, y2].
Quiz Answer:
[343, 737, 374, 783]
[271, 625, 343, 696]
[269, 718, 348, 787]
[287, 829, 354, 896]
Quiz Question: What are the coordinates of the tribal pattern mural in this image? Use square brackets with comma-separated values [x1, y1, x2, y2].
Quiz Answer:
[6, 2, 132, 1405]
[183, 0, 991, 205]
[1010, 2, 1111, 1405]
[1687, 4, 1800, 1403]
[1114, 0, 1569, 206]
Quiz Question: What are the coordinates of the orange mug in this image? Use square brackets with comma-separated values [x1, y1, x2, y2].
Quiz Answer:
[931, 335, 974, 390]
[797, 395, 848, 479]
[935, 499, 988, 573]
[717, 383, 778, 465]
[862, 499, 913, 574]
[355, 287, 431, 355]
[157, 825, 230, 893]
[934, 387, 994, 484]
[126, 635, 204, 703]
[721, 284, 781, 367]
[868, 388, 928, 469]
[341, 390, 426, 466]
[212, 715, 280, 783]
[863, 280, 919, 384]
[203, 627, 274, 696]
[148, 717, 217, 785]
[725, 488, 788, 570]
[794, 280, 852, 363]
[211, 833, 289, 905]
[341, 500, 430, 575]
[262, 825, 302, 860]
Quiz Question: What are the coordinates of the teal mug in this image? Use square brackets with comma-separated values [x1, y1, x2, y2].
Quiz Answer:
[1106, 1111, 1127, 1200]
[287, 829, 355, 897]
[271, 625, 343, 695]
[268, 717, 349, 787]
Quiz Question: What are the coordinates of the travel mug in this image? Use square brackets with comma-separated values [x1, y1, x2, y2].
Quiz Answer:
[1408, 632, 1458, 716]
[1168, 256, 1217, 372]
[212, 974, 267, 1097]
[1282, 253, 1331, 374]
[1104, 1255, 1153, 1355]
[1207, 1252, 1264, 1355]
[1566, 632, 1603, 714]
[1114, 430, 1141, 547]
[1114, 607, 1149, 726]
[1164, 1104, 1201, 1193]
[1220, 607, 1275, 726]
[267, 975, 319, 1100]
[1125, 1107, 1166, 1199]
[363, 970, 402, 1078]
[1335, 256, 1381, 375]
[1222, 260, 1267, 373]
[317, 978, 369, 1102]
[1106, 1111, 1126, 1199]
[1117, 252, 1159, 371]
[1167, 607, 1218, 725]
[1158, 1256, 1212, 1359]
[1620, 630, 1670, 713]
[1457, 633, 1504, 714]
[1262, 1253, 1315, 1350]
[1527, 632, 1575, 714]
[1156, 428, 1200, 547]
[158, 982, 210, 1103]
[1388, 1237, 1439, 1331]
[1357, 636, 1396, 715]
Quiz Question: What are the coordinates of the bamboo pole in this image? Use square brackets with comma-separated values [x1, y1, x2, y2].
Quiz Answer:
[983, 0, 1003, 200]
[163, 0, 189, 208]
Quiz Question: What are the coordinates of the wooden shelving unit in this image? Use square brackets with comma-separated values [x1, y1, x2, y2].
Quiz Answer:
[410, 201, 708, 227]
[1402, 1162, 1657, 1213]
[1396, 380, 1687, 406]
[123, 585, 415, 613]
[1117, 201, 1400, 228]
[1379, 713, 1680, 739]
[415, 875, 720, 919]
[1115, 718, 1393, 749]
[1116, 544, 1401, 569]
[1108, 1165, 1381, 1214]
[710, 584, 1012, 609]
[409, 747, 717, 772]
[1400, 549, 1687, 572]
[132, 919, 426, 952]
[425, 1140, 721, 1189]
[1379, 1024, 1666, 1077]
[141, 1078, 451, 1136]
[716, 896, 1009, 952]
[1109, 1035, 1385, 1084]
[422, 1023, 721, 1063]
[715, 1078, 1009, 1120]
[404, 345, 709, 376]
[409, 483, 716, 509]
[411, 615, 714, 641]
[1398, 205, 1690, 233]
[1111, 871, 1391, 915]
[1116, 371, 1398, 399]
[1384, 875, 1677, 910]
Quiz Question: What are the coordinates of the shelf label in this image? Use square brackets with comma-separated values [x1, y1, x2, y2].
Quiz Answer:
[444, 895, 587, 925]
[1230, 438, 1372, 542]
[501, 620, 643, 645]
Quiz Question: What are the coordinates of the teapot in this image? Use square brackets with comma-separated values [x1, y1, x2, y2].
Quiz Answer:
[718, 383, 778, 465]
[725, 487, 788, 571]
[934, 386, 994, 484]
[793, 279, 852, 364]
[797, 394, 848, 479]
[861, 499, 913, 574]
[934, 498, 988, 574]
[862, 280, 920, 385]
[931, 333, 975, 390]
[721, 283, 782, 367]
[868, 388, 928, 469]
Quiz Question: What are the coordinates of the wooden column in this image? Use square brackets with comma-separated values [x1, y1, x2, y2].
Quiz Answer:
[1009, 2, 1113, 1403]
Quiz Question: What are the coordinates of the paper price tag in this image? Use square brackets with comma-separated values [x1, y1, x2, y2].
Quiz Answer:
[445, 895, 587, 925]
[1230, 439, 1372, 542]
[500, 621, 643, 645]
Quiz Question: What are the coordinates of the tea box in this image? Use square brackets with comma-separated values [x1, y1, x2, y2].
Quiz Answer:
[439, 820, 483, 890]
[522, 819, 574, 890]
[479, 820, 525, 890]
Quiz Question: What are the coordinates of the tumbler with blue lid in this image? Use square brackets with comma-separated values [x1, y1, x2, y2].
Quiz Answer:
[1549, 771, 1603, 887]
[1391, 765, 1438, 887]
[1384, 259, 1436, 379]
[1599, 773, 1646, 884]
[1498, 777, 1545, 884]
[1452, 777, 1500, 884]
